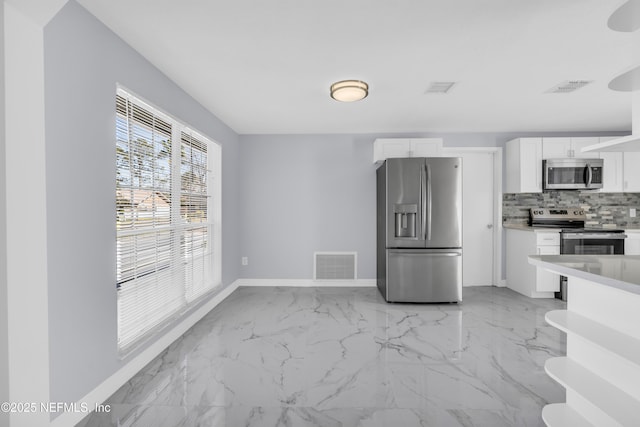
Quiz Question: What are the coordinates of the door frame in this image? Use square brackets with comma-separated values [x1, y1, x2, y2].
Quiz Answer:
[442, 147, 503, 287]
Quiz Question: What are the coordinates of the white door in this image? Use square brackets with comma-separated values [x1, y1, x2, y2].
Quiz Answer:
[445, 150, 496, 286]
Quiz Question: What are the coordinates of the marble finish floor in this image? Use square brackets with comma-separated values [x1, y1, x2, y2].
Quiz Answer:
[79, 286, 566, 426]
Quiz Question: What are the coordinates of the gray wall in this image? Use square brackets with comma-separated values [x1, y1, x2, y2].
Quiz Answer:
[236, 133, 482, 280]
[0, 2, 9, 425]
[238, 132, 503, 280]
[43, 1, 240, 403]
[239, 134, 377, 279]
[239, 132, 630, 281]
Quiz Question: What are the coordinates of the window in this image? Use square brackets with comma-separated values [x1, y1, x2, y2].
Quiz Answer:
[116, 87, 221, 350]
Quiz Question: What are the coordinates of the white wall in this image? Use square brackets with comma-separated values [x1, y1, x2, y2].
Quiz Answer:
[43, 0, 241, 407]
[5, 3, 51, 426]
[0, 2, 9, 426]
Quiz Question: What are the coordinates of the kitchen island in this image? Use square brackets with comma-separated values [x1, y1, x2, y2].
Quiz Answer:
[528, 255, 640, 427]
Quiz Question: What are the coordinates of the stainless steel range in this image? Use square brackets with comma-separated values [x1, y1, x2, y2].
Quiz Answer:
[529, 208, 626, 300]
[529, 208, 586, 228]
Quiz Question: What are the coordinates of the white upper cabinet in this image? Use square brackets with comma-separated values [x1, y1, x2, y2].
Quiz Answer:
[506, 135, 638, 193]
[411, 139, 443, 157]
[542, 137, 600, 159]
[598, 137, 640, 193]
[505, 137, 542, 193]
[374, 139, 411, 161]
[542, 137, 571, 159]
[600, 152, 624, 192]
[373, 138, 442, 164]
[624, 152, 640, 192]
[600, 137, 623, 193]
[571, 137, 601, 158]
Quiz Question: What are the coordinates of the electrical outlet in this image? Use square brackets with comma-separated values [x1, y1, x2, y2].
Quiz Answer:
[241, 257, 248, 266]
[631, 208, 637, 218]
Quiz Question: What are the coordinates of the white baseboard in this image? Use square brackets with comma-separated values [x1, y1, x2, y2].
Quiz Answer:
[464, 282, 506, 288]
[236, 278, 377, 287]
[497, 279, 507, 288]
[51, 281, 240, 427]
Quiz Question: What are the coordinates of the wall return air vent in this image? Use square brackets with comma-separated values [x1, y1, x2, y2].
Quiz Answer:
[546, 80, 592, 94]
[314, 252, 357, 280]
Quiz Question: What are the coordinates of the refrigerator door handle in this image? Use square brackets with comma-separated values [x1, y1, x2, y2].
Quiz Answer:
[418, 166, 425, 240]
[426, 163, 432, 241]
[394, 251, 461, 257]
[420, 164, 426, 240]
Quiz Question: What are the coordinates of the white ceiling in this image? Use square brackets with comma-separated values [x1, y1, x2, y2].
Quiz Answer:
[75, 0, 634, 135]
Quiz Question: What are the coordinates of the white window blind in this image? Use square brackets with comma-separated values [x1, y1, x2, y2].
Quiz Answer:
[181, 130, 213, 302]
[116, 87, 221, 351]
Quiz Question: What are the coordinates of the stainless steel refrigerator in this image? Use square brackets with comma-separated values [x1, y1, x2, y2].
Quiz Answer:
[376, 157, 462, 303]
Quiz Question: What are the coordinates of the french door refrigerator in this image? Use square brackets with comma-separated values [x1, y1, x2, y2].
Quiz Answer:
[376, 157, 462, 303]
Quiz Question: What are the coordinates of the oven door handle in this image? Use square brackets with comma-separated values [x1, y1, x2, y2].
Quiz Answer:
[562, 233, 627, 240]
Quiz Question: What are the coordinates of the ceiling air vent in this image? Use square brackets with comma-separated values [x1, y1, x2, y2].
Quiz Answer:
[425, 81, 456, 94]
[546, 80, 592, 94]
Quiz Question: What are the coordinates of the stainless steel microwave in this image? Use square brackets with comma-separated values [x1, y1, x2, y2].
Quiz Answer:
[543, 158, 603, 190]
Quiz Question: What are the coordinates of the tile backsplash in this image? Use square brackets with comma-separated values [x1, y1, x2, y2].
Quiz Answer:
[503, 192, 640, 228]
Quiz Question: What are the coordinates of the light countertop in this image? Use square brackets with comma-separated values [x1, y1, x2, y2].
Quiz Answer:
[503, 224, 560, 232]
[528, 255, 640, 295]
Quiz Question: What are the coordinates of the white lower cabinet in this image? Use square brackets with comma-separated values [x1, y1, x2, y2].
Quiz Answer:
[506, 228, 560, 298]
[626, 230, 640, 255]
[536, 245, 561, 292]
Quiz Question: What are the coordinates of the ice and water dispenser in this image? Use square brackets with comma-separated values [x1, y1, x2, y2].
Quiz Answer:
[394, 204, 417, 238]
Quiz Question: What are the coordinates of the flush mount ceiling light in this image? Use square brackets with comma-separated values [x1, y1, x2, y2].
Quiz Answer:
[330, 80, 369, 102]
